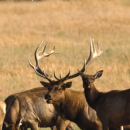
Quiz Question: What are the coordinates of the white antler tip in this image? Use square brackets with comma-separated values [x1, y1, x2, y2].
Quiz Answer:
[54, 68, 57, 73]
[90, 38, 92, 42]
[43, 68, 45, 72]
[84, 58, 87, 64]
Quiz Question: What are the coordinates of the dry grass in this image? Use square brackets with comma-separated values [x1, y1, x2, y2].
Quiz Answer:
[0, 0, 130, 129]
[0, 0, 130, 96]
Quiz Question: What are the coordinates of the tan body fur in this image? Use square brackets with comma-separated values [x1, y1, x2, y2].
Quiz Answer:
[3, 87, 73, 130]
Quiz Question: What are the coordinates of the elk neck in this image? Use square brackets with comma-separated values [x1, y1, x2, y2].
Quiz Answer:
[60, 89, 86, 121]
[84, 84, 103, 110]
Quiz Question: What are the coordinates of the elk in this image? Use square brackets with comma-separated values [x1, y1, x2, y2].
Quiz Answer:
[30, 40, 123, 130]
[0, 101, 6, 130]
[3, 43, 74, 130]
[77, 40, 130, 130]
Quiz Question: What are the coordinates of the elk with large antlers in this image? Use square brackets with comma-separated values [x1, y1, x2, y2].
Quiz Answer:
[78, 39, 130, 130]
[29, 40, 124, 130]
[3, 43, 74, 130]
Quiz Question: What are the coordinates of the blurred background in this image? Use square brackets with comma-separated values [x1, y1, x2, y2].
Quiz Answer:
[0, 0, 130, 129]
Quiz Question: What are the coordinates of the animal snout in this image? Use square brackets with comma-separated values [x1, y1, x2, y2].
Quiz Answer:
[45, 93, 51, 99]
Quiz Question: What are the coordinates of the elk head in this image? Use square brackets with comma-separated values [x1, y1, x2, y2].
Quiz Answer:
[41, 81, 72, 104]
[79, 70, 103, 90]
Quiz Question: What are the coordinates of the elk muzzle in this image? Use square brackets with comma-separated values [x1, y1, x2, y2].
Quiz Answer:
[45, 93, 53, 104]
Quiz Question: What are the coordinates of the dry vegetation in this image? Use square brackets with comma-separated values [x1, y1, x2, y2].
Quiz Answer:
[0, 0, 130, 129]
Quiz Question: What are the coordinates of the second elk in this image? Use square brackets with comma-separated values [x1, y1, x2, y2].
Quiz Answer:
[78, 39, 130, 130]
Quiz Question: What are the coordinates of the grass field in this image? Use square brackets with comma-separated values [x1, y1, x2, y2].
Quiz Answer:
[0, 0, 130, 129]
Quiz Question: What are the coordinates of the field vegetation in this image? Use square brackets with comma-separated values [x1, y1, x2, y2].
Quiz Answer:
[0, 0, 130, 129]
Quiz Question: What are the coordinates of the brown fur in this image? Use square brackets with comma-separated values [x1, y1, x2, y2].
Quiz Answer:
[43, 81, 105, 130]
[3, 87, 74, 130]
[79, 70, 130, 130]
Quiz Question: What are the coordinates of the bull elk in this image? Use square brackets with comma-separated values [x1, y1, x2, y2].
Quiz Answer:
[30, 40, 123, 130]
[3, 43, 74, 130]
[77, 39, 130, 130]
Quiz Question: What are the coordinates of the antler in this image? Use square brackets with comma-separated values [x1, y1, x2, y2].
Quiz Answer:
[29, 41, 58, 82]
[54, 38, 103, 83]
[29, 39, 102, 83]
[85, 38, 103, 67]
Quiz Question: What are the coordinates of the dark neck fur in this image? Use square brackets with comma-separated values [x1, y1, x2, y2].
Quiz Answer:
[58, 89, 85, 121]
[84, 84, 103, 110]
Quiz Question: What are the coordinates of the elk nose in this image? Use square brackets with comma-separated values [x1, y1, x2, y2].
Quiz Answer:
[45, 94, 51, 99]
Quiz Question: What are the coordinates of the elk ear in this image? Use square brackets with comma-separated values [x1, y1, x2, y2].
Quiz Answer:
[62, 82, 72, 89]
[40, 81, 50, 88]
[94, 70, 103, 79]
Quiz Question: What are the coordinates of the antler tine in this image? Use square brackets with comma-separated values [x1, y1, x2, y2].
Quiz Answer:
[59, 68, 71, 82]
[42, 68, 53, 82]
[40, 41, 48, 55]
[29, 60, 48, 81]
[85, 38, 94, 66]
[54, 69, 60, 80]
[28, 41, 43, 70]
[36, 41, 45, 59]
[29, 60, 35, 69]
[29, 41, 57, 82]
[37, 43, 58, 60]
[54, 68, 71, 83]
[85, 38, 103, 67]
[97, 42, 103, 57]
[67, 59, 86, 80]
[91, 38, 95, 53]
[33, 67, 53, 82]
